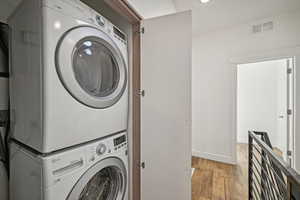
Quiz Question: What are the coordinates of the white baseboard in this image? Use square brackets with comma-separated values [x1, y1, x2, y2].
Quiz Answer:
[192, 150, 236, 165]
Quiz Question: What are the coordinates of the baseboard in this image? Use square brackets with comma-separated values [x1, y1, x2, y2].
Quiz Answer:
[192, 150, 236, 165]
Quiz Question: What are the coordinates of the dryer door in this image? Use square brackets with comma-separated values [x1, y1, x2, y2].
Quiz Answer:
[56, 26, 127, 109]
[67, 158, 127, 200]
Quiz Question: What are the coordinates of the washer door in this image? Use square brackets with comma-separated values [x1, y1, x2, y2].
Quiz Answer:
[56, 26, 127, 109]
[67, 158, 127, 200]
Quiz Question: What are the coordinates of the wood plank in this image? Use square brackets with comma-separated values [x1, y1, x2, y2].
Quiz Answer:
[192, 144, 249, 200]
[131, 23, 141, 200]
[194, 169, 213, 199]
[212, 173, 226, 200]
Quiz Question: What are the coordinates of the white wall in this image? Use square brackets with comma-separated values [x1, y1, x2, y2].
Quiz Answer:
[237, 60, 287, 156]
[192, 10, 300, 166]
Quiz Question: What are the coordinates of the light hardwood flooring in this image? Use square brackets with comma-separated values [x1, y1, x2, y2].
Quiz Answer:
[192, 144, 249, 200]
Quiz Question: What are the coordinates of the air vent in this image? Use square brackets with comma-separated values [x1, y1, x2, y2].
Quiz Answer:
[252, 21, 274, 34]
[252, 24, 262, 33]
[263, 21, 274, 31]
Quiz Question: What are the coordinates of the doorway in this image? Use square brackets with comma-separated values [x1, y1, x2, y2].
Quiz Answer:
[236, 58, 295, 165]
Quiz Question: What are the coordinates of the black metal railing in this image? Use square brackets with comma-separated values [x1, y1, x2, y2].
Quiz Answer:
[249, 131, 300, 200]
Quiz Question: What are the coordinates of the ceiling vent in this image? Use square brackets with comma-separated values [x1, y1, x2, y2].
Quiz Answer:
[252, 21, 274, 34]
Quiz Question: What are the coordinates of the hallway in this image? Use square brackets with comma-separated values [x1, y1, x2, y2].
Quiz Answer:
[192, 144, 248, 200]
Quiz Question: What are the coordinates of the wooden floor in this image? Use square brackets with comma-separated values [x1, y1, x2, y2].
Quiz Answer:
[192, 144, 248, 200]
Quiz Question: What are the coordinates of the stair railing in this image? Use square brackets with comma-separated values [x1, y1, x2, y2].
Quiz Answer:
[249, 131, 300, 200]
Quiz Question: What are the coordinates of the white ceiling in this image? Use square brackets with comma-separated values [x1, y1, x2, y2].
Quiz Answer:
[173, 0, 192, 13]
[0, 0, 21, 23]
[126, 0, 191, 19]
[192, 0, 300, 35]
[127, 0, 176, 19]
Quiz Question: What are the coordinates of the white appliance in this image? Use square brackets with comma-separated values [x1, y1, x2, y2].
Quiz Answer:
[10, 132, 128, 200]
[9, 0, 128, 153]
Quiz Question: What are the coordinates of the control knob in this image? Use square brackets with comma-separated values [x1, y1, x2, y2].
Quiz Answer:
[96, 15, 105, 26]
[96, 144, 107, 155]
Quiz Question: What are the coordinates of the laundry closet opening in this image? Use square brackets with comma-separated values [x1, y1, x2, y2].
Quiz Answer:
[236, 58, 295, 165]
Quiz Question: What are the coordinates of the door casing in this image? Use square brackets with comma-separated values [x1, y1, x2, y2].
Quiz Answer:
[231, 48, 299, 169]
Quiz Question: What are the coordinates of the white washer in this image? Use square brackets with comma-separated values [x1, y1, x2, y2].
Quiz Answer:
[10, 132, 128, 200]
[9, 0, 129, 153]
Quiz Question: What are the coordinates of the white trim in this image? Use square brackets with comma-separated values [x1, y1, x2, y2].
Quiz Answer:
[229, 46, 300, 64]
[192, 150, 236, 165]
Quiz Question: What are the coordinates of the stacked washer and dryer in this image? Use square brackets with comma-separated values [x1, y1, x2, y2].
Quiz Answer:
[9, 0, 129, 199]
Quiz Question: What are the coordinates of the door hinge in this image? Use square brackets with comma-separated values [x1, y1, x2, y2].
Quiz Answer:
[287, 109, 293, 115]
[140, 162, 145, 169]
[139, 90, 145, 97]
[287, 150, 293, 156]
[135, 27, 145, 34]
[287, 68, 292, 74]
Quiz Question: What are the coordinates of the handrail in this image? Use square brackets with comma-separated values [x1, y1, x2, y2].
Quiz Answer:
[249, 131, 300, 200]
[249, 131, 300, 185]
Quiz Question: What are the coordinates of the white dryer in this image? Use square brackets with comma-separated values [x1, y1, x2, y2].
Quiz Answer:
[10, 132, 128, 200]
[9, 0, 128, 153]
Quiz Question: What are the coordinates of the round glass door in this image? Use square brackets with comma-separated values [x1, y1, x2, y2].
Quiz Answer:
[67, 158, 127, 200]
[78, 167, 122, 200]
[56, 27, 127, 109]
[73, 37, 120, 98]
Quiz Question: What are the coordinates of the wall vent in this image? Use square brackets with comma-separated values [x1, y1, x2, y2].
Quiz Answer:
[263, 21, 274, 31]
[252, 21, 274, 34]
[252, 24, 262, 33]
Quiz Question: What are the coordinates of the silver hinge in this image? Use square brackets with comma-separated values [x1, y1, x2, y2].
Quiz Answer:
[140, 27, 145, 34]
[139, 90, 145, 97]
[287, 150, 293, 156]
[135, 27, 145, 35]
[140, 162, 145, 169]
[287, 109, 293, 115]
[287, 68, 292, 74]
